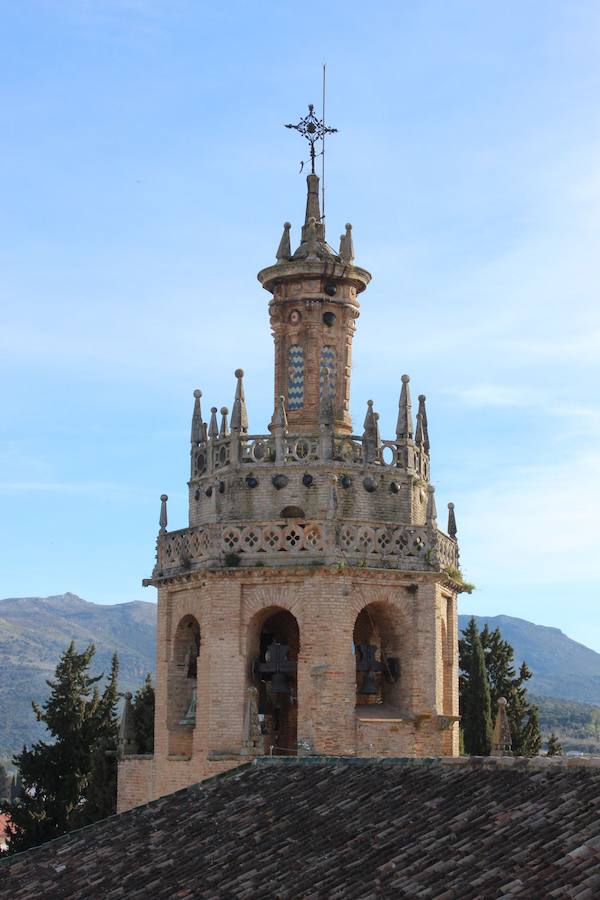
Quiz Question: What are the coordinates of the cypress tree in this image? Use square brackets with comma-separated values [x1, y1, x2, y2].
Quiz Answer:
[546, 732, 564, 756]
[461, 622, 542, 758]
[460, 618, 492, 755]
[132, 673, 155, 754]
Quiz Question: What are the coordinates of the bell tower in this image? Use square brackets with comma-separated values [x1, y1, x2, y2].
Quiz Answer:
[259, 172, 370, 434]
[117, 102, 463, 815]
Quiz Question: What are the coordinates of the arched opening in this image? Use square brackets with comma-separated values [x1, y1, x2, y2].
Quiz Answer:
[249, 607, 299, 756]
[280, 505, 305, 519]
[168, 615, 200, 756]
[353, 603, 402, 710]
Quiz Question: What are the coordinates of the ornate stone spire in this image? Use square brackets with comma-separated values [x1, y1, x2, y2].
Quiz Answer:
[339, 223, 354, 263]
[191, 389, 204, 445]
[291, 174, 336, 261]
[208, 407, 219, 440]
[118, 692, 138, 758]
[219, 407, 229, 438]
[276, 222, 291, 263]
[396, 375, 414, 440]
[426, 485, 437, 526]
[363, 399, 377, 438]
[415, 412, 425, 447]
[231, 369, 249, 433]
[418, 394, 430, 453]
[447, 502, 457, 540]
[491, 697, 513, 757]
[273, 394, 288, 431]
[159, 494, 168, 533]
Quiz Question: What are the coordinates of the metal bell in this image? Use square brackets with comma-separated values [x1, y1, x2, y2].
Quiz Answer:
[360, 671, 379, 695]
[270, 672, 290, 694]
[179, 687, 197, 726]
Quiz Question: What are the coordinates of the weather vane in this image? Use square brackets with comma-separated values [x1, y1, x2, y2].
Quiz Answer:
[285, 103, 338, 175]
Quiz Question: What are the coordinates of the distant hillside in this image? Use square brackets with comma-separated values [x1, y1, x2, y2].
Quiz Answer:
[459, 614, 600, 705]
[0, 593, 156, 760]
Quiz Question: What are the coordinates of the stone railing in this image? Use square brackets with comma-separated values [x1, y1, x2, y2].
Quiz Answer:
[193, 432, 429, 481]
[152, 520, 458, 579]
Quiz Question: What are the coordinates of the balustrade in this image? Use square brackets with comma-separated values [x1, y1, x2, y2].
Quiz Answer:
[154, 519, 457, 578]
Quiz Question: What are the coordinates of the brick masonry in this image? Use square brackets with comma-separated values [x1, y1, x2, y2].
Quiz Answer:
[117, 173, 461, 812]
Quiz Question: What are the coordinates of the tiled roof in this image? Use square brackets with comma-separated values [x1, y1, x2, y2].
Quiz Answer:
[2, 756, 600, 899]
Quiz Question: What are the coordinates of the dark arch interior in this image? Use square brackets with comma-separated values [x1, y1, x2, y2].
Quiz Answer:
[280, 505, 305, 519]
[353, 605, 401, 709]
[252, 609, 299, 756]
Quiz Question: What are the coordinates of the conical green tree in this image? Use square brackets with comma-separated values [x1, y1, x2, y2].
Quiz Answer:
[546, 732, 564, 756]
[79, 652, 120, 825]
[459, 617, 492, 756]
[0, 643, 120, 854]
[132, 673, 155, 755]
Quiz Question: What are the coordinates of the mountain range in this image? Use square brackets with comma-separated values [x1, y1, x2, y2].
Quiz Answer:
[0, 593, 155, 760]
[2, 593, 600, 761]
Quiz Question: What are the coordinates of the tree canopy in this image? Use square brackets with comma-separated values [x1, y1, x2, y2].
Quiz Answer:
[460, 618, 541, 757]
[0, 643, 120, 855]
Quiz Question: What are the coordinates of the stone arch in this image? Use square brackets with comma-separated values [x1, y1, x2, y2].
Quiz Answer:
[280, 505, 305, 519]
[247, 605, 300, 756]
[352, 600, 405, 710]
[168, 614, 200, 756]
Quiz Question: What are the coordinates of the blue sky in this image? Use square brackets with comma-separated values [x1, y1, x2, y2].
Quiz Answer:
[2, 1, 600, 648]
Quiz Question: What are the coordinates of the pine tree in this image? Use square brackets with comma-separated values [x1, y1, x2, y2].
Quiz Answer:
[132, 673, 155, 754]
[0, 643, 120, 854]
[546, 732, 564, 756]
[459, 618, 492, 755]
[79, 653, 120, 826]
[474, 625, 541, 757]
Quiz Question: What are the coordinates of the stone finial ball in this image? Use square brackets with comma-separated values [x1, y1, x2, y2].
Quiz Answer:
[448, 502, 455, 509]
[283, 222, 291, 229]
[193, 389, 202, 398]
[345, 223, 352, 230]
[402, 374, 410, 383]
[211, 406, 218, 413]
[498, 696, 507, 706]
[220, 406, 228, 415]
[235, 369, 244, 379]
[125, 692, 133, 700]
[418, 394, 426, 401]
[160, 494, 168, 501]
[374, 412, 380, 421]
[367, 399, 373, 407]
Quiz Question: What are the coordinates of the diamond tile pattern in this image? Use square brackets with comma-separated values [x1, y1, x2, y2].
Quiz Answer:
[3, 758, 600, 899]
[287, 345, 304, 410]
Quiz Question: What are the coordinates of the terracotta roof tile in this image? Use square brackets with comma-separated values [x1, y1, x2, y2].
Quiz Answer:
[3, 757, 600, 898]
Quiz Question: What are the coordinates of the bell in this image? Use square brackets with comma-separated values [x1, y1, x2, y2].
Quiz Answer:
[270, 672, 290, 694]
[179, 688, 197, 726]
[360, 671, 379, 695]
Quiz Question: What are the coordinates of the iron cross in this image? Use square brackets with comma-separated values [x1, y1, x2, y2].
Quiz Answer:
[285, 104, 338, 174]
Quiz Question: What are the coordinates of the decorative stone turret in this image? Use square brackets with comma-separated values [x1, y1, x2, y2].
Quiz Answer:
[258, 173, 371, 435]
[118, 110, 463, 814]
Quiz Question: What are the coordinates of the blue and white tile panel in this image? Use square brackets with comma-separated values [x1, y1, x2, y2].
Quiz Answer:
[288, 344, 305, 410]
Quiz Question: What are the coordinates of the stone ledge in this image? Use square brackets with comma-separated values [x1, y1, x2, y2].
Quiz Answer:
[252, 754, 600, 770]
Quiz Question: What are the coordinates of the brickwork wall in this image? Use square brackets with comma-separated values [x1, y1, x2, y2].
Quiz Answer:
[188, 462, 427, 528]
[118, 566, 458, 812]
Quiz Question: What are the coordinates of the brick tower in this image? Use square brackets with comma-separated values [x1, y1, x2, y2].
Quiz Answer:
[117, 122, 462, 813]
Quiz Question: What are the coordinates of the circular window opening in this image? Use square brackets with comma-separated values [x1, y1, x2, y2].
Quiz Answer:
[289, 309, 302, 324]
[323, 311, 336, 326]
